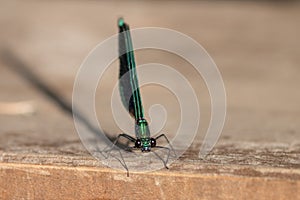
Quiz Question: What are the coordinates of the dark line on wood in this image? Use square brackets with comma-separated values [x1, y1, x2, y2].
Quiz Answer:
[0, 48, 108, 143]
[1, 50, 72, 115]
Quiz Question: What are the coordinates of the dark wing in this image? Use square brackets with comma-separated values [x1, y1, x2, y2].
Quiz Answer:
[118, 18, 144, 119]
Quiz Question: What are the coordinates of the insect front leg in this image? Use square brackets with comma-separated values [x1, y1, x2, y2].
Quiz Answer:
[102, 133, 136, 176]
[103, 133, 136, 158]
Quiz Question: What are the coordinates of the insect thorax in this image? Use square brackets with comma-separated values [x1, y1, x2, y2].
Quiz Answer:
[135, 118, 150, 139]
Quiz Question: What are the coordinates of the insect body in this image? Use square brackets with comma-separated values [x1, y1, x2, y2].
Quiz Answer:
[105, 18, 175, 173]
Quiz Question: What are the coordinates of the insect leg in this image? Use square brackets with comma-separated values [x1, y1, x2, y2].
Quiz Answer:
[155, 134, 177, 158]
[153, 145, 172, 169]
[152, 148, 169, 169]
[102, 134, 136, 176]
[103, 133, 136, 157]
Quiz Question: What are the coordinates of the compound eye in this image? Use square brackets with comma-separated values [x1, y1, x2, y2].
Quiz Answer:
[135, 139, 141, 148]
[150, 138, 156, 147]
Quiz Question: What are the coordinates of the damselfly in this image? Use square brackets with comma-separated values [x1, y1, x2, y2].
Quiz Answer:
[105, 18, 176, 174]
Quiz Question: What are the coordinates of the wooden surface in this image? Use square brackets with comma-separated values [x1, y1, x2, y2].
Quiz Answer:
[0, 1, 300, 199]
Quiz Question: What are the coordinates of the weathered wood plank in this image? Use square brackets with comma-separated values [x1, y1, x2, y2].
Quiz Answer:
[1, 162, 299, 200]
[0, 1, 300, 199]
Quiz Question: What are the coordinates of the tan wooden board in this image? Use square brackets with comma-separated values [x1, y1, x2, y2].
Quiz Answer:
[0, 1, 300, 199]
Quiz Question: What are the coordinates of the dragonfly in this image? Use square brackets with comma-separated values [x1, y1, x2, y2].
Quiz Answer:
[104, 18, 176, 173]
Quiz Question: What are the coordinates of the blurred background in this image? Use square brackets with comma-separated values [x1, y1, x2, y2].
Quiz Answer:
[0, 0, 299, 153]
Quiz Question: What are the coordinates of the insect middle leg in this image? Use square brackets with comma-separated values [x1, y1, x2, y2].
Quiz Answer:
[152, 146, 171, 169]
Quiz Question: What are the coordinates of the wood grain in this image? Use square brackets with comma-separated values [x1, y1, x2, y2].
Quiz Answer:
[0, 1, 300, 199]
